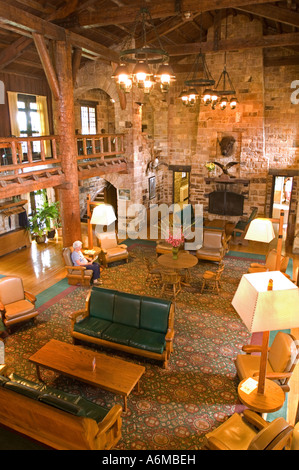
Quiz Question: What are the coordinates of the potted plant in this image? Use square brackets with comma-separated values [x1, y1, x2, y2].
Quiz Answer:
[28, 212, 47, 244]
[39, 201, 61, 239]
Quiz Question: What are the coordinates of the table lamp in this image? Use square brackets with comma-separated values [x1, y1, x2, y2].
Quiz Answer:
[232, 270, 299, 394]
[87, 194, 116, 249]
[245, 209, 284, 271]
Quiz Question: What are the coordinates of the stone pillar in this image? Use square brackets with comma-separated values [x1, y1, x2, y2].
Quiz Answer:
[52, 39, 82, 247]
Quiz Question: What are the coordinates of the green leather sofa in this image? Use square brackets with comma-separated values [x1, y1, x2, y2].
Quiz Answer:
[0, 373, 122, 450]
[70, 287, 175, 368]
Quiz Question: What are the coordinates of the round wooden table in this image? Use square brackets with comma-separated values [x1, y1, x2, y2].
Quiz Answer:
[238, 378, 285, 414]
[157, 252, 198, 285]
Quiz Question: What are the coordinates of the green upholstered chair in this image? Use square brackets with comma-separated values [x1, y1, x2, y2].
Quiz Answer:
[231, 207, 258, 245]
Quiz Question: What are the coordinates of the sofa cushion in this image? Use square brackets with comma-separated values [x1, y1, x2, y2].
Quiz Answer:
[129, 329, 166, 355]
[74, 316, 112, 338]
[76, 397, 108, 423]
[113, 292, 141, 328]
[140, 297, 171, 334]
[4, 381, 41, 399]
[90, 287, 115, 321]
[39, 394, 83, 415]
[0, 375, 9, 386]
[4, 300, 36, 320]
[101, 322, 138, 346]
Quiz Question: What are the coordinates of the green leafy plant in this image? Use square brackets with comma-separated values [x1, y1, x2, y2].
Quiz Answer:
[39, 201, 61, 231]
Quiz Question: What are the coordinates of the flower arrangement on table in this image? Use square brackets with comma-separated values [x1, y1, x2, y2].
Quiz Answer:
[205, 162, 215, 172]
[165, 231, 185, 259]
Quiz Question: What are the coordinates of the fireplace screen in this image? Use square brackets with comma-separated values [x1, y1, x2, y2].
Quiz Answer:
[208, 191, 244, 216]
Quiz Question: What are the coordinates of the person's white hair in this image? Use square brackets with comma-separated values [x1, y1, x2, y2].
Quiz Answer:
[73, 240, 82, 249]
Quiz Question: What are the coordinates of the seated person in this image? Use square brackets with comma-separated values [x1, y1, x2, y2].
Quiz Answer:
[71, 240, 102, 286]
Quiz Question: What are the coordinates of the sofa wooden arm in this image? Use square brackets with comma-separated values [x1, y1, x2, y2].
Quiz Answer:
[24, 291, 36, 304]
[165, 329, 175, 342]
[206, 436, 231, 450]
[0, 301, 5, 314]
[69, 309, 88, 323]
[253, 371, 292, 380]
[242, 344, 265, 354]
[243, 409, 268, 430]
[96, 404, 122, 436]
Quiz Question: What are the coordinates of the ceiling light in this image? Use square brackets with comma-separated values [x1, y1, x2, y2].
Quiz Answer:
[112, 8, 175, 94]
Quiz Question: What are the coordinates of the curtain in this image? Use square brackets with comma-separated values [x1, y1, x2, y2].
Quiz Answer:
[36, 95, 51, 158]
[7, 91, 20, 137]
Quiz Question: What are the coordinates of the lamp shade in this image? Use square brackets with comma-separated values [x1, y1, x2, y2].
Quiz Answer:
[244, 218, 275, 243]
[90, 204, 116, 226]
[232, 271, 299, 333]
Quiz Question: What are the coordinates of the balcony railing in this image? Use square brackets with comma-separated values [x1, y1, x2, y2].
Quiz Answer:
[0, 133, 126, 196]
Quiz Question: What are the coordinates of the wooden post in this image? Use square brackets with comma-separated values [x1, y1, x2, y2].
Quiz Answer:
[52, 39, 82, 247]
[275, 209, 284, 270]
[257, 279, 273, 395]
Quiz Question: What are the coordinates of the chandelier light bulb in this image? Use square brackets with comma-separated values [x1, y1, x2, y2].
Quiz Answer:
[202, 89, 213, 105]
[219, 97, 228, 110]
[230, 97, 238, 109]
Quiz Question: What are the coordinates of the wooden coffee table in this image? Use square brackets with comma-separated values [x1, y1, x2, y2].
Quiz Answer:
[29, 339, 145, 412]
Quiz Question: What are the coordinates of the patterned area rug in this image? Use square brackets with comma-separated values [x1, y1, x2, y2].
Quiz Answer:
[4, 245, 259, 450]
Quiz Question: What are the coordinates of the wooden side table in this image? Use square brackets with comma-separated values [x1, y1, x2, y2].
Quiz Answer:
[238, 377, 285, 414]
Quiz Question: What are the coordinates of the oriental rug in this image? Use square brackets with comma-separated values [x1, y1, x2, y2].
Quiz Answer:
[1, 245, 288, 450]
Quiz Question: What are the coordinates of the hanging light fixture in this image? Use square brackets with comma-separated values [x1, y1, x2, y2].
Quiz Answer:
[112, 7, 175, 94]
[207, 13, 238, 110]
[179, 14, 215, 107]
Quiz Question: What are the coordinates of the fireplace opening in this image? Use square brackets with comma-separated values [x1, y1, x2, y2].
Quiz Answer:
[208, 191, 244, 216]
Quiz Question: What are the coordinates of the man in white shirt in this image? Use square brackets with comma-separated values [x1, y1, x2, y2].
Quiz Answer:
[71, 240, 102, 285]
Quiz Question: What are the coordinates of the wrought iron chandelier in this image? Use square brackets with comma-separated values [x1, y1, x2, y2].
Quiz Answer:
[112, 7, 175, 94]
[179, 51, 215, 107]
[203, 14, 238, 110]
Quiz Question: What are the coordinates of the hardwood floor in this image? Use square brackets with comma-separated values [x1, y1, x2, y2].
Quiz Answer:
[0, 224, 298, 427]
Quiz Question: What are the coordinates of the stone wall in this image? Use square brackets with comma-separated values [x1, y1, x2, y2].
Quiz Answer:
[74, 13, 299, 251]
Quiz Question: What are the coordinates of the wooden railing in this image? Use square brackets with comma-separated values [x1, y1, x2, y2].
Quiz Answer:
[0, 133, 126, 195]
[0, 135, 60, 179]
[76, 133, 125, 160]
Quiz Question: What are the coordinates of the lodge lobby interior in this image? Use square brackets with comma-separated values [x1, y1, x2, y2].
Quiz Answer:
[0, 0, 299, 451]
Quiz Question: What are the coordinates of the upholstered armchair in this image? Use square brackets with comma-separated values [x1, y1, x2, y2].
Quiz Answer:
[248, 248, 289, 274]
[204, 409, 293, 450]
[0, 276, 39, 331]
[62, 247, 93, 286]
[96, 231, 129, 267]
[196, 229, 226, 264]
[235, 331, 299, 393]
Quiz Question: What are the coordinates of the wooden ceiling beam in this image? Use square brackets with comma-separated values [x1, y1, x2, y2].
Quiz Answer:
[236, 4, 299, 28]
[75, 0, 281, 27]
[165, 31, 299, 56]
[0, 1, 119, 62]
[33, 33, 60, 100]
[0, 35, 32, 70]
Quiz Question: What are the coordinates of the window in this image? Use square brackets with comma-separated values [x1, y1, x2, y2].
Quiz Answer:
[17, 94, 41, 156]
[80, 104, 97, 134]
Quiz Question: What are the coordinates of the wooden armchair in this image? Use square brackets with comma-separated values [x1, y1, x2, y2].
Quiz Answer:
[235, 331, 299, 393]
[204, 409, 293, 450]
[96, 231, 129, 267]
[0, 276, 38, 331]
[248, 249, 289, 274]
[201, 262, 225, 294]
[161, 270, 182, 299]
[62, 247, 93, 286]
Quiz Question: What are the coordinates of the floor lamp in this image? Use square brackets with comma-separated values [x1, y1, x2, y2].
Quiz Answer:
[232, 270, 299, 395]
[244, 209, 284, 271]
[87, 194, 116, 249]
